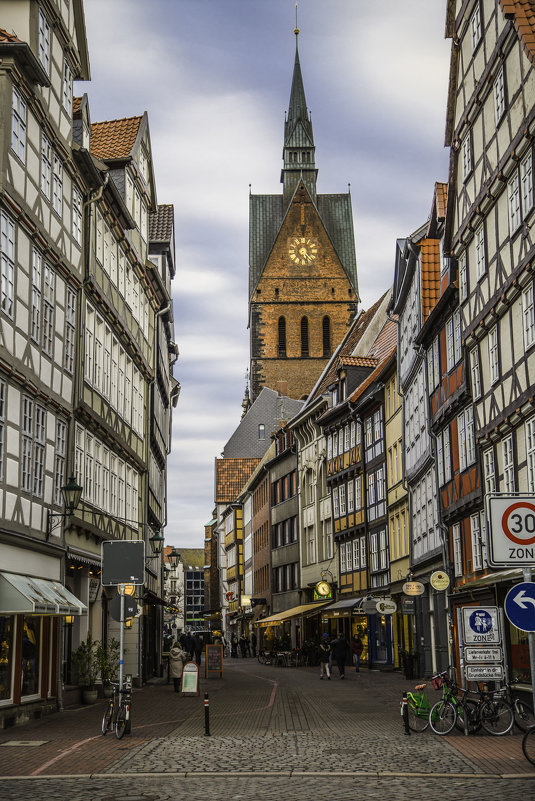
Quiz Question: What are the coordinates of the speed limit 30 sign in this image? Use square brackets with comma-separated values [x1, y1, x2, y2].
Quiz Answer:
[487, 494, 535, 566]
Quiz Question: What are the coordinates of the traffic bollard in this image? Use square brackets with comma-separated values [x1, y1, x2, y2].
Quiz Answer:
[401, 691, 411, 735]
[204, 692, 211, 736]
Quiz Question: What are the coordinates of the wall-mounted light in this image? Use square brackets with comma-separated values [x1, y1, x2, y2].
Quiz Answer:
[46, 475, 83, 539]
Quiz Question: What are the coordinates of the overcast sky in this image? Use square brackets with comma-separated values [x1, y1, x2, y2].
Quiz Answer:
[82, 0, 451, 548]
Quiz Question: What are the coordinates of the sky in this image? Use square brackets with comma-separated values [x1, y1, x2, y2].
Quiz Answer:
[82, 0, 451, 548]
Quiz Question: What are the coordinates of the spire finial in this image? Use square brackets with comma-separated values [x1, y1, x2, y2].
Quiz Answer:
[294, 2, 299, 36]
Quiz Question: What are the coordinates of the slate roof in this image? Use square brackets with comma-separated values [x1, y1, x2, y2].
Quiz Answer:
[223, 387, 304, 458]
[149, 204, 174, 242]
[90, 116, 143, 161]
[179, 548, 205, 570]
[249, 190, 358, 299]
[215, 458, 261, 505]
[500, 1, 535, 65]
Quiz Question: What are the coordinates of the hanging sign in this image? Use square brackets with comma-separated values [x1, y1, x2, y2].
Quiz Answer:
[430, 571, 450, 591]
[181, 661, 200, 696]
[403, 581, 425, 596]
[376, 599, 397, 615]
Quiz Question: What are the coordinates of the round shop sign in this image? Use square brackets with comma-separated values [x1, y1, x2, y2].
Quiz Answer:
[403, 581, 425, 596]
[376, 598, 397, 615]
[430, 571, 450, 591]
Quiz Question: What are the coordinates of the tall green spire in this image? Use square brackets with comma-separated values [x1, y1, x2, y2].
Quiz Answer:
[281, 28, 317, 207]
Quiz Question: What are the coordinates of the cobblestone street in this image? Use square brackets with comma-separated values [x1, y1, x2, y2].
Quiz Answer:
[0, 659, 534, 800]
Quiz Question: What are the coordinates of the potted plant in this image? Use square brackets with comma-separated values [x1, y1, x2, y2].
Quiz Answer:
[96, 638, 120, 697]
[72, 633, 100, 703]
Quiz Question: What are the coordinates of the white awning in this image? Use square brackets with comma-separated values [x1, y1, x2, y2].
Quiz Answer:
[0, 572, 87, 616]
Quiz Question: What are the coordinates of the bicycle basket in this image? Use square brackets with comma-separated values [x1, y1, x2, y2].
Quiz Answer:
[431, 675, 443, 690]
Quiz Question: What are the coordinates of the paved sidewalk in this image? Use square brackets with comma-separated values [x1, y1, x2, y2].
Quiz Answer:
[0, 657, 533, 800]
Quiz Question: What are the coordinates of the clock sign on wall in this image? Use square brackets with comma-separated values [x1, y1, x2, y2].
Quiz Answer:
[288, 237, 319, 265]
[315, 580, 331, 597]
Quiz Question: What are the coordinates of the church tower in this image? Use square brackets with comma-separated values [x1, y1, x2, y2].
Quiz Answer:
[249, 28, 359, 401]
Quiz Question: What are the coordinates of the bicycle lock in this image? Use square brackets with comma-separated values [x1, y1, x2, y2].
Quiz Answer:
[401, 691, 410, 735]
[204, 692, 211, 736]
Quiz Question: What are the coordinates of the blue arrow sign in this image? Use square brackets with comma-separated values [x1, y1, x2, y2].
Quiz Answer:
[504, 582, 535, 632]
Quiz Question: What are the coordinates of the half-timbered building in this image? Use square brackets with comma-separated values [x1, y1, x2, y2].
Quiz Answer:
[0, 2, 90, 726]
[443, 0, 535, 681]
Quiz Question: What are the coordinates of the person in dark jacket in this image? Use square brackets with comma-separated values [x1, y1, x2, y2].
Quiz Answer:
[231, 633, 238, 658]
[193, 634, 203, 666]
[332, 633, 349, 678]
[351, 634, 364, 672]
[184, 631, 194, 660]
[318, 633, 331, 679]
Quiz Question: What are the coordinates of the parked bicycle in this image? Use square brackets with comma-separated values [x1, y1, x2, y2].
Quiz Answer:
[502, 676, 535, 732]
[403, 682, 432, 732]
[427, 671, 480, 735]
[101, 676, 132, 739]
[522, 724, 535, 765]
[257, 649, 274, 665]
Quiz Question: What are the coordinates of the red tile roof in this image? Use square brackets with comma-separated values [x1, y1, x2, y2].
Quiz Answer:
[500, 1, 535, 65]
[215, 458, 261, 505]
[435, 182, 448, 220]
[348, 324, 398, 405]
[0, 28, 23, 43]
[90, 116, 143, 161]
[420, 238, 441, 322]
[339, 356, 379, 368]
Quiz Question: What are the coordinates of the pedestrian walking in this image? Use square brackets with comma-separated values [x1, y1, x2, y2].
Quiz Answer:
[169, 641, 187, 692]
[250, 630, 257, 657]
[351, 634, 364, 672]
[239, 633, 248, 657]
[332, 633, 349, 678]
[193, 633, 203, 666]
[231, 632, 238, 658]
[319, 633, 331, 680]
[184, 631, 195, 660]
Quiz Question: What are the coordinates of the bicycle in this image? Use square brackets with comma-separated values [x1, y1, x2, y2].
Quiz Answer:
[257, 649, 273, 665]
[101, 677, 132, 739]
[502, 677, 535, 732]
[404, 683, 432, 732]
[522, 724, 535, 765]
[428, 671, 480, 736]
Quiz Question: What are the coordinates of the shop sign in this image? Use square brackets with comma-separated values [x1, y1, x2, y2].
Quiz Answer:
[465, 664, 504, 681]
[361, 598, 379, 614]
[465, 647, 502, 663]
[401, 597, 415, 615]
[88, 577, 100, 602]
[430, 571, 450, 591]
[403, 581, 425, 596]
[462, 606, 501, 644]
[376, 598, 397, 615]
[225, 591, 235, 601]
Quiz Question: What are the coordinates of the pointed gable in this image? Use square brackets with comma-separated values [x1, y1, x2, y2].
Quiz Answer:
[90, 116, 143, 161]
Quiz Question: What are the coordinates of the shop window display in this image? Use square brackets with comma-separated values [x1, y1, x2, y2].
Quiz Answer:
[0, 616, 14, 701]
[21, 616, 41, 696]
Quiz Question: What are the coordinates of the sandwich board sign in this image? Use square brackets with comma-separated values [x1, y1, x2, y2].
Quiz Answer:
[181, 661, 199, 696]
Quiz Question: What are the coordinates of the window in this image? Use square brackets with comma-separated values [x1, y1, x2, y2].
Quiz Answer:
[39, 9, 51, 74]
[347, 480, 354, 513]
[301, 316, 309, 357]
[323, 316, 331, 357]
[258, 424, 265, 440]
[509, 172, 521, 233]
[11, 87, 26, 161]
[339, 484, 346, 516]
[462, 134, 472, 180]
[470, 347, 481, 399]
[54, 420, 67, 506]
[488, 325, 499, 384]
[31, 248, 42, 343]
[453, 309, 462, 364]
[41, 134, 52, 199]
[503, 435, 515, 493]
[458, 407, 475, 472]
[21, 396, 46, 497]
[332, 486, 339, 518]
[344, 425, 350, 451]
[453, 523, 462, 577]
[523, 284, 535, 349]
[483, 448, 496, 494]
[352, 538, 359, 570]
[471, 3, 482, 50]
[470, 513, 483, 572]
[0, 380, 4, 481]
[526, 417, 535, 493]
[493, 66, 506, 123]
[360, 535, 366, 567]
[63, 60, 73, 115]
[458, 250, 468, 302]
[475, 224, 486, 279]
[446, 317, 454, 372]
[72, 185, 82, 245]
[42, 265, 55, 356]
[521, 151, 533, 215]
[1, 211, 15, 320]
[278, 317, 286, 358]
[436, 426, 451, 486]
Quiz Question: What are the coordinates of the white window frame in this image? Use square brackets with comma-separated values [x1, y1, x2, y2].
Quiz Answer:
[471, 4, 482, 50]
[502, 435, 515, 493]
[509, 172, 521, 234]
[453, 523, 462, 577]
[526, 417, 535, 493]
[493, 66, 505, 123]
[489, 325, 499, 384]
[39, 9, 51, 74]
[470, 347, 481, 399]
[72, 185, 82, 246]
[62, 60, 73, 116]
[475, 224, 486, 279]
[523, 284, 535, 349]
[483, 448, 496, 495]
[446, 317, 454, 372]
[521, 151, 533, 216]
[11, 87, 26, 162]
[462, 134, 472, 180]
[458, 250, 468, 302]
[471, 513, 483, 571]
[41, 134, 52, 200]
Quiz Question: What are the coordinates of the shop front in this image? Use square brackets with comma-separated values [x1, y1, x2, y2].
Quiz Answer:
[255, 601, 330, 651]
[318, 598, 369, 664]
[0, 571, 87, 727]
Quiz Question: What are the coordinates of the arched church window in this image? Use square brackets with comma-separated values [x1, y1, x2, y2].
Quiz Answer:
[278, 316, 287, 358]
[301, 316, 309, 357]
[323, 316, 331, 357]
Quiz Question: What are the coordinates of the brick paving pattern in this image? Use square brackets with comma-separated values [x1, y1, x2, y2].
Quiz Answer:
[0, 659, 533, 800]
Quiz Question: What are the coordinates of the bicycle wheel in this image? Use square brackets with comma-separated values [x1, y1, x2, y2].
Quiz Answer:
[429, 700, 457, 735]
[522, 726, 535, 765]
[115, 702, 128, 739]
[455, 700, 481, 734]
[479, 698, 514, 735]
[407, 697, 430, 732]
[257, 651, 266, 665]
[101, 701, 113, 736]
[514, 700, 535, 732]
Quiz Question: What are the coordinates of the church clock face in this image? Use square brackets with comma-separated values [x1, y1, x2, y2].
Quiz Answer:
[289, 237, 319, 265]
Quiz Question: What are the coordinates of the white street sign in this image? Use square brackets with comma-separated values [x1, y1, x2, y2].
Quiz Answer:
[462, 606, 501, 644]
[487, 494, 535, 566]
[464, 647, 502, 663]
[465, 664, 504, 680]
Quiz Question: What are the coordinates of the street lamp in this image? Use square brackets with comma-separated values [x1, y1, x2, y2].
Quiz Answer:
[168, 547, 181, 568]
[149, 530, 165, 555]
[46, 474, 83, 539]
